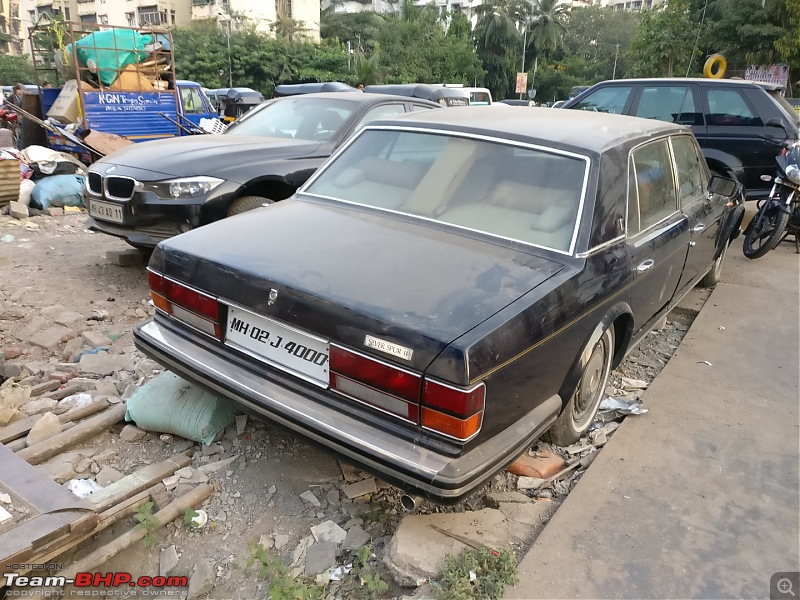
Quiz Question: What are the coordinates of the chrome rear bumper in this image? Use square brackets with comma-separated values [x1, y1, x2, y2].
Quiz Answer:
[134, 318, 561, 502]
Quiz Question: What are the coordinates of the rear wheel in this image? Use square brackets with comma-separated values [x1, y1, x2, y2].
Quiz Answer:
[227, 195, 274, 216]
[700, 239, 728, 287]
[544, 326, 614, 446]
[743, 200, 790, 259]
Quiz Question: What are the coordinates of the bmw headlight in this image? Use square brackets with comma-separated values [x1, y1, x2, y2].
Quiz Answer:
[147, 176, 224, 199]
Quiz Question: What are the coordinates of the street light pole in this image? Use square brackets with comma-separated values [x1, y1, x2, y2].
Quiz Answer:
[218, 12, 233, 88]
[519, 21, 527, 100]
[612, 43, 620, 80]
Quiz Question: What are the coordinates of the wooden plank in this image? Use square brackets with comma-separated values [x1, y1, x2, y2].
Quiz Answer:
[90, 453, 192, 513]
[59, 483, 212, 579]
[17, 403, 127, 465]
[0, 398, 109, 445]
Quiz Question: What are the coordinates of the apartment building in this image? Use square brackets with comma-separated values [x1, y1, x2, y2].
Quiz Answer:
[1, 0, 23, 55]
[192, 0, 320, 42]
[605, 0, 665, 9]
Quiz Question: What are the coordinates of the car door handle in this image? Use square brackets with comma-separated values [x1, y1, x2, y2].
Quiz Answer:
[637, 259, 655, 272]
[693, 223, 706, 232]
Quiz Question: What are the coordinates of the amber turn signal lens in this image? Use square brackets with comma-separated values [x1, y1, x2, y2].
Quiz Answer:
[151, 292, 171, 314]
[421, 407, 482, 441]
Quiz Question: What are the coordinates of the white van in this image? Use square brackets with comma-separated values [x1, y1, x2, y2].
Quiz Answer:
[441, 84, 493, 106]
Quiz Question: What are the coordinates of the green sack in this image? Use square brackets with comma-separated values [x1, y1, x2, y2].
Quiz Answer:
[68, 29, 152, 86]
[125, 372, 239, 445]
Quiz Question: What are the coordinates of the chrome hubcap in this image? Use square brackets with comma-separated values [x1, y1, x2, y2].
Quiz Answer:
[572, 333, 611, 427]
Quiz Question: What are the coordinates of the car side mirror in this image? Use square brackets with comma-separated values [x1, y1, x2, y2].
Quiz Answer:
[708, 175, 737, 197]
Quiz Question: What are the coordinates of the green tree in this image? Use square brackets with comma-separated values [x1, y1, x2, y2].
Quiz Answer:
[446, 11, 473, 40]
[529, 0, 570, 56]
[0, 54, 35, 86]
[774, 0, 800, 84]
[320, 10, 385, 50]
[627, 0, 695, 77]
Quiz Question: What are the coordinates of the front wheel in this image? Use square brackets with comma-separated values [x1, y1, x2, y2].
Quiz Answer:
[544, 326, 615, 446]
[227, 195, 274, 216]
[743, 200, 790, 259]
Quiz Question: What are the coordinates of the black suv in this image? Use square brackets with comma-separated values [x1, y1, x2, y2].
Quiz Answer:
[562, 78, 800, 199]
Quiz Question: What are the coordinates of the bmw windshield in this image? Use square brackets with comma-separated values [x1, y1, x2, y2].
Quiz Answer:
[225, 98, 358, 142]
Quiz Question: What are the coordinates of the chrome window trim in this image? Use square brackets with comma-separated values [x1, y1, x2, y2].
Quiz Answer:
[298, 124, 592, 257]
[669, 134, 710, 208]
[576, 235, 626, 258]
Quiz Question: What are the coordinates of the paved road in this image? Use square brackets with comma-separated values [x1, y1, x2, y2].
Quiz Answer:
[506, 240, 800, 599]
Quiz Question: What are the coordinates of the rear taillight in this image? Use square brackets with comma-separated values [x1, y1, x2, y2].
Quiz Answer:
[421, 380, 484, 441]
[147, 268, 222, 339]
[329, 344, 484, 441]
[329, 346, 421, 422]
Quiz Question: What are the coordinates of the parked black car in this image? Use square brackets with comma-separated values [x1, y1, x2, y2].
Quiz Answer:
[134, 108, 743, 502]
[562, 78, 800, 199]
[84, 92, 440, 248]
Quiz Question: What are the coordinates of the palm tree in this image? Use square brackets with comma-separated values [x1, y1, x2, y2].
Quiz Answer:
[528, 0, 570, 55]
[473, 0, 529, 50]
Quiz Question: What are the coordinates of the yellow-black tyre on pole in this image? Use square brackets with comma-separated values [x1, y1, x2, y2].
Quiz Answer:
[704, 54, 727, 79]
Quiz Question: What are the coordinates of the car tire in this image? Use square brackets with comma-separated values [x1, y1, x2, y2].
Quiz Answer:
[700, 239, 728, 287]
[227, 195, 274, 216]
[544, 326, 615, 447]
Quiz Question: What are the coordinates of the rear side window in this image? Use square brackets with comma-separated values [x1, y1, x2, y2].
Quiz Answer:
[671, 135, 707, 206]
[628, 140, 678, 235]
[635, 86, 702, 126]
[571, 86, 632, 115]
[705, 89, 762, 126]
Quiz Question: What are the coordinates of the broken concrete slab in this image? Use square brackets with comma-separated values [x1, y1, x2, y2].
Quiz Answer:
[29, 325, 73, 352]
[343, 478, 377, 500]
[197, 455, 237, 475]
[187, 560, 215, 600]
[95, 466, 124, 487]
[342, 524, 370, 551]
[78, 352, 129, 376]
[119, 424, 147, 442]
[160, 545, 180, 577]
[106, 249, 148, 267]
[310, 520, 347, 544]
[484, 491, 534, 508]
[497, 499, 558, 528]
[304, 542, 338, 576]
[54, 311, 86, 329]
[300, 490, 321, 507]
[19, 397, 59, 417]
[384, 508, 534, 587]
[82, 330, 111, 349]
[9, 201, 29, 220]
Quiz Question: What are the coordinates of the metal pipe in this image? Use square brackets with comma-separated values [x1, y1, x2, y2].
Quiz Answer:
[399, 494, 420, 512]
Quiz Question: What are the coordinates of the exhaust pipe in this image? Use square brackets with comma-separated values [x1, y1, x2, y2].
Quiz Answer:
[400, 494, 420, 512]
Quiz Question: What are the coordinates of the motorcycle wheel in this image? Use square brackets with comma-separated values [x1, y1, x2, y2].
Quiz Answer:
[743, 200, 790, 259]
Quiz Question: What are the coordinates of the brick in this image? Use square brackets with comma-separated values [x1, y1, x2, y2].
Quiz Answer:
[29, 325, 73, 352]
[82, 329, 111, 348]
[47, 207, 64, 217]
[3, 347, 23, 360]
[506, 451, 565, 479]
[30, 380, 60, 397]
[106, 249, 148, 267]
[9, 201, 29, 220]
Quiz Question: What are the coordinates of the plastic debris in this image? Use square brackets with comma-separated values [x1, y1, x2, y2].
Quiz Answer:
[58, 392, 93, 410]
[190, 509, 208, 528]
[73, 346, 110, 362]
[0, 507, 11, 524]
[67, 478, 102, 498]
[1, 235, 15, 243]
[599, 396, 648, 415]
[698, 360, 713, 366]
[469, 571, 478, 582]
[330, 564, 353, 581]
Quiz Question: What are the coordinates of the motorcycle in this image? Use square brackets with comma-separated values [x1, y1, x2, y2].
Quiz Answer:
[743, 141, 800, 258]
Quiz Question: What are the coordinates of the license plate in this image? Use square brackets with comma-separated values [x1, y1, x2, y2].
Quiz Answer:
[89, 199, 124, 224]
[224, 305, 329, 385]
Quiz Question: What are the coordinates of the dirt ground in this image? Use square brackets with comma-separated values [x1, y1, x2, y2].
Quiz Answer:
[0, 210, 702, 599]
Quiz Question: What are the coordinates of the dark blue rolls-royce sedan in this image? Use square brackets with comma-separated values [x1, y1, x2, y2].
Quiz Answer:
[134, 108, 744, 502]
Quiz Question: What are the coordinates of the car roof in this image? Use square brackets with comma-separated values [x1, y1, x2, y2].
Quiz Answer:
[589, 77, 785, 91]
[273, 91, 440, 106]
[370, 106, 685, 155]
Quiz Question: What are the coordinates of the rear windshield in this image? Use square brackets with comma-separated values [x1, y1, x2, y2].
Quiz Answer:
[470, 92, 492, 105]
[303, 129, 589, 253]
[767, 90, 800, 129]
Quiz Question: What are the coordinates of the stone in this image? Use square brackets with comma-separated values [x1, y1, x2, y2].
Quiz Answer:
[78, 352, 129, 376]
[497, 499, 558, 528]
[3, 347, 23, 360]
[160, 545, 180, 577]
[384, 509, 523, 587]
[29, 325, 73, 352]
[93, 449, 117, 464]
[310, 520, 347, 544]
[54, 311, 86, 329]
[61, 337, 87, 362]
[9, 201, 29, 220]
[304, 542, 338, 576]
[507, 451, 565, 479]
[339, 461, 363, 482]
[30, 380, 61, 397]
[257, 534, 274, 550]
[106, 249, 148, 267]
[95, 466, 124, 487]
[235, 414, 247, 435]
[82, 330, 111, 349]
[26, 412, 61, 447]
[484, 491, 533, 508]
[187, 560, 215, 600]
[197, 455, 238, 475]
[343, 478, 377, 500]
[119, 424, 147, 442]
[342, 524, 370, 551]
[20, 397, 59, 417]
[272, 534, 290, 550]
[326, 488, 340, 505]
[47, 207, 64, 217]
[94, 380, 119, 397]
[517, 477, 546, 490]
[300, 490, 321, 507]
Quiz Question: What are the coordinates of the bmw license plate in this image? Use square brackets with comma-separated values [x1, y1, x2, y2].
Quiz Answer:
[224, 305, 329, 385]
[89, 199, 124, 224]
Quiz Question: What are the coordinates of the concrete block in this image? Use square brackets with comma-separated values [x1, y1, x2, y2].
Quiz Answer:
[26, 412, 62, 446]
[82, 330, 111, 348]
[78, 352, 129, 376]
[343, 478, 377, 500]
[106, 249, 148, 267]
[54, 311, 86, 329]
[29, 325, 73, 352]
[9, 201, 29, 220]
[304, 542, 337, 576]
